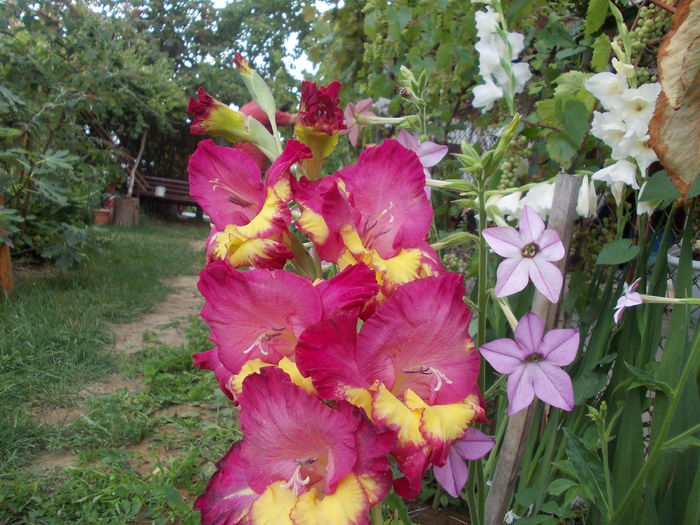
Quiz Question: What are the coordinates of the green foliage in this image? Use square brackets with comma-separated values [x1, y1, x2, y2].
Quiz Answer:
[0, 220, 205, 470]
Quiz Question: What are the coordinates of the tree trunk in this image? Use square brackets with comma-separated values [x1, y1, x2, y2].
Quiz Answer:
[114, 196, 140, 227]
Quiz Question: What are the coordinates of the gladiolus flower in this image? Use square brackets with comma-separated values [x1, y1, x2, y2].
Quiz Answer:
[295, 80, 346, 179]
[196, 260, 378, 396]
[480, 312, 578, 415]
[194, 367, 394, 525]
[187, 87, 253, 143]
[188, 139, 311, 269]
[613, 277, 643, 324]
[432, 428, 495, 497]
[483, 205, 565, 303]
[294, 140, 444, 305]
[591, 159, 639, 207]
[297, 274, 483, 498]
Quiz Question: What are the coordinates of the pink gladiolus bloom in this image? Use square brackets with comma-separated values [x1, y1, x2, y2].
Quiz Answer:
[195, 367, 394, 524]
[195, 261, 378, 398]
[483, 204, 565, 303]
[432, 428, 495, 497]
[188, 139, 311, 269]
[613, 277, 643, 324]
[297, 274, 483, 498]
[342, 98, 375, 147]
[395, 130, 449, 198]
[480, 312, 578, 416]
[294, 140, 444, 305]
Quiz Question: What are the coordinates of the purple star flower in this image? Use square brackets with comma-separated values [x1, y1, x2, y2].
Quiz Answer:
[396, 130, 449, 199]
[480, 312, 578, 416]
[433, 428, 495, 497]
[483, 205, 565, 303]
[613, 277, 643, 324]
[342, 98, 375, 147]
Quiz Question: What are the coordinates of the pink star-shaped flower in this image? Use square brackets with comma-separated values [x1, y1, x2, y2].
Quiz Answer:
[342, 98, 375, 147]
[613, 277, 643, 324]
[483, 204, 565, 303]
[432, 427, 495, 497]
[396, 130, 449, 198]
[480, 312, 578, 415]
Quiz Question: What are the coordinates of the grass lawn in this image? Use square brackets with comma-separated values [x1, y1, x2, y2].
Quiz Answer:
[0, 219, 234, 523]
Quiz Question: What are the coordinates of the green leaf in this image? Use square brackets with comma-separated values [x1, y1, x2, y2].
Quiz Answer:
[548, 478, 578, 496]
[364, 10, 379, 40]
[564, 428, 607, 506]
[623, 362, 675, 397]
[639, 170, 682, 202]
[592, 34, 612, 72]
[553, 71, 592, 98]
[585, 0, 609, 35]
[663, 436, 700, 453]
[556, 99, 589, 148]
[546, 132, 578, 168]
[383, 491, 414, 525]
[595, 238, 640, 265]
[0, 126, 22, 139]
[34, 178, 69, 207]
[573, 370, 608, 404]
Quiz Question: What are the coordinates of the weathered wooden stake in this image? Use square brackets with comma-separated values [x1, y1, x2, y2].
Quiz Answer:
[484, 173, 582, 525]
[0, 197, 13, 294]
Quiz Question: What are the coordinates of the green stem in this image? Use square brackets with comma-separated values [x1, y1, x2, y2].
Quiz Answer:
[609, 330, 700, 522]
[639, 295, 700, 305]
[663, 422, 700, 449]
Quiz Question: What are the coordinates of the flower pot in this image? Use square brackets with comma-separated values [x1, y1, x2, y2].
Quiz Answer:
[94, 208, 113, 225]
[667, 244, 700, 323]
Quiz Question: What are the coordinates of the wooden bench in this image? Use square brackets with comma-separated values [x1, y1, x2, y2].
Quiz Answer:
[133, 172, 198, 207]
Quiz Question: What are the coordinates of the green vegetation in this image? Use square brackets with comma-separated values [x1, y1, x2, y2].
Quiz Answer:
[0, 220, 206, 471]
[0, 317, 234, 524]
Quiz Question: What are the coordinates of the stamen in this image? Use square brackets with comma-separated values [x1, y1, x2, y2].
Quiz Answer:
[526, 353, 543, 363]
[209, 178, 254, 208]
[521, 242, 539, 258]
[279, 463, 311, 496]
[242, 328, 285, 356]
[242, 333, 267, 355]
[403, 365, 454, 392]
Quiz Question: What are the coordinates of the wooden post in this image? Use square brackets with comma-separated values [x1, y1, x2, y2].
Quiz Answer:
[0, 197, 13, 294]
[484, 173, 582, 525]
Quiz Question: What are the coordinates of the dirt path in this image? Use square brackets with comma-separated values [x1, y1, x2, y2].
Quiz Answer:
[31, 272, 203, 471]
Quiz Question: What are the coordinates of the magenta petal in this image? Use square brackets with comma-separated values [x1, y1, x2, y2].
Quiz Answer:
[358, 273, 478, 404]
[192, 347, 234, 400]
[536, 229, 565, 262]
[480, 338, 526, 374]
[194, 444, 258, 524]
[526, 257, 563, 303]
[518, 205, 546, 245]
[315, 263, 379, 318]
[336, 139, 433, 258]
[514, 312, 544, 355]
[264, 139, 312, 190]
[539, 329, 579, 366]
[531, 363, 575, 411]
[495, 257, 529, 298]
[433, 450, 469, 498]
[238, 367, 358, 495]
[188, 139, 265, 229]
[296, 315, 388, 399]
[483, 226, 523, 258]
[198, 261, 322, 374]
[506, 365, 536, 416]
